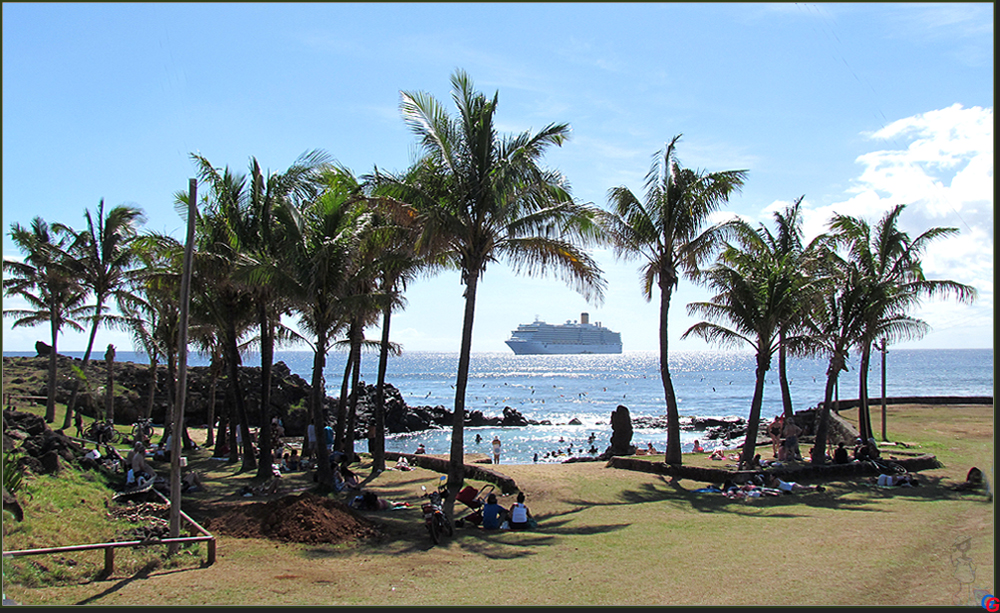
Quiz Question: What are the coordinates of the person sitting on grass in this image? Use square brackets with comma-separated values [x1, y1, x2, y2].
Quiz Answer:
[333, 460, 361, 491]
[853, 438, 870, 461]
[692, 440, 704, 453]
[508, 491, 533, 530]
[481, 493, 507, 530]
[833, 442, 850, 464]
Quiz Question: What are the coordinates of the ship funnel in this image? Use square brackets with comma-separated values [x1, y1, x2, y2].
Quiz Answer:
[581, 312, 589, 325]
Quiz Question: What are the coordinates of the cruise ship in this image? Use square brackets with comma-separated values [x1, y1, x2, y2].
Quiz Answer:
[504, 313, 622, 355]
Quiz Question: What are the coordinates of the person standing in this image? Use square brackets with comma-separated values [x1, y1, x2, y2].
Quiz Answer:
[492, 436, 502, 464]
[324, 424, 334, 452]
[782, 417, 803, 460]
[305, 423, 316, 460]
[768, 415, 784, 458]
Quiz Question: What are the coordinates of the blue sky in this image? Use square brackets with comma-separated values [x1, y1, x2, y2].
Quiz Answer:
[2, 2, 993, 354]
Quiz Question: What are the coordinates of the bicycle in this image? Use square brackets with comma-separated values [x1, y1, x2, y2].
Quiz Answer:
[85, 420, 121, 445]
[131, 418, 155, 445]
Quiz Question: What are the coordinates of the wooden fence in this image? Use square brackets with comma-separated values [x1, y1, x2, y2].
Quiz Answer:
[2, 489, 215, 577]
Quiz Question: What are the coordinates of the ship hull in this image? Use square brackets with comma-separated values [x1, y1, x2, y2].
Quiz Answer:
[505, 340, 622, 355]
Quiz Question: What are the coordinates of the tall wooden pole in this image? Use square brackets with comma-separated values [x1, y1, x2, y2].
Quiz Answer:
[170, 178, 197, 554]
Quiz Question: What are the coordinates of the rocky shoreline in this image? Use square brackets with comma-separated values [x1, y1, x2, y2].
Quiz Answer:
[2, 355, 762, 443]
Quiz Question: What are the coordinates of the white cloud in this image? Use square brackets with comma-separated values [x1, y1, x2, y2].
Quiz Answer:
[798, 104, 993, 349]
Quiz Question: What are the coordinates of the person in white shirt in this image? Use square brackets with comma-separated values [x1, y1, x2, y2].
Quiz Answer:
[508, 491, 532, 530]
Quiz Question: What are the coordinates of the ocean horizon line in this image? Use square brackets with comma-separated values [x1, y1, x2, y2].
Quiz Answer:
[4, 346, 994, 358]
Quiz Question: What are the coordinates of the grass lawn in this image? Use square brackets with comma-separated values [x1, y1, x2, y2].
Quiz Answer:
[2, 397, 993, 606]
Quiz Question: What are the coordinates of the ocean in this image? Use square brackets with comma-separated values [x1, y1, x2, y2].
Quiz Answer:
[4, 348, 993, 464]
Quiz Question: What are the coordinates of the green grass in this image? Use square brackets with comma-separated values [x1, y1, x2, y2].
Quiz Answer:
[1, 392, 993, 606]
[1, 464, 202, 588]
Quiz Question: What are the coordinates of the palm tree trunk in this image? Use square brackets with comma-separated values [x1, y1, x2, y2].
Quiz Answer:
[214, 405, 229, 458]
[344, 328, 363, 462]
[224, 319, 255, 472]
[225, 377, 238, 463]
[858, 344, 873, 441]
[447, 272, 479, 520]
[143, 357, 158, 420]
[334, 330, 355, 453]
[740, 350, 770, 465]
[104, 345, 115, 425]
[778, 335, 793, 419]
[813, 352, 845, 463]
[62, 310, 102, 429]
[372, 304, 392, 473]
[310, 333, 332, 487]
[205, 355, 219, 447]
[254, 306, 275, 481]
[659, 283, 681, 464]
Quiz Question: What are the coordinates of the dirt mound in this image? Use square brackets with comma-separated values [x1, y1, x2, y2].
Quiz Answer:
[202, 492, 384, 544]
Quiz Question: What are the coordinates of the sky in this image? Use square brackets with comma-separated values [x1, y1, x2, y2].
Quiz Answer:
[2, 2, 994, 355]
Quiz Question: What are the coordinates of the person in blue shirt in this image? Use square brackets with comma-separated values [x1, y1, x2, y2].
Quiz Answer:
[481, 493, 506, 530]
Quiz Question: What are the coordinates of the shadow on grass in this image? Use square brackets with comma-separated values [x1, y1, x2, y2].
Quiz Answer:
[553, 468, 983, 520]
[75, 561, 158, 605]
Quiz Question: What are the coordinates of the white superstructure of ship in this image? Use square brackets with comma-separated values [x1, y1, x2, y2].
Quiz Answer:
[504, 312, 622, 355]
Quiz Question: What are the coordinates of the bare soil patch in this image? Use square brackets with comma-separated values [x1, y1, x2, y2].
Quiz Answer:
[199, 491, 385, 544]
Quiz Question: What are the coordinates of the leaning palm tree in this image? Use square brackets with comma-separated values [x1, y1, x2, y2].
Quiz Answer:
[683, 219, 823, 466]
[3, 218, 90, 423]
[802, 256, 871, 463]
[603, 135, 747, 464]
[57, 199, 147, 430]
[829, 204, 978, 441]
[395, 70, 607, 517]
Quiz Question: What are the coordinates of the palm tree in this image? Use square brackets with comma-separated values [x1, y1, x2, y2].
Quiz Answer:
[266, 166, 371, 488]
[124, 232, 183, 421]
[238, 151, 330, 481]
[829, 204, 978, 441]
[3, 218, 90, 422]
[396, 70, 606, 516]
[766, 197, 811, 421]
[603, 135, 747, 464]
[803, 256, 870, 463]
[184, 161, 257, 471]
[358, 171, 433, 472]
[683, 219, 824, 466]
[57, 199, 146, 430]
